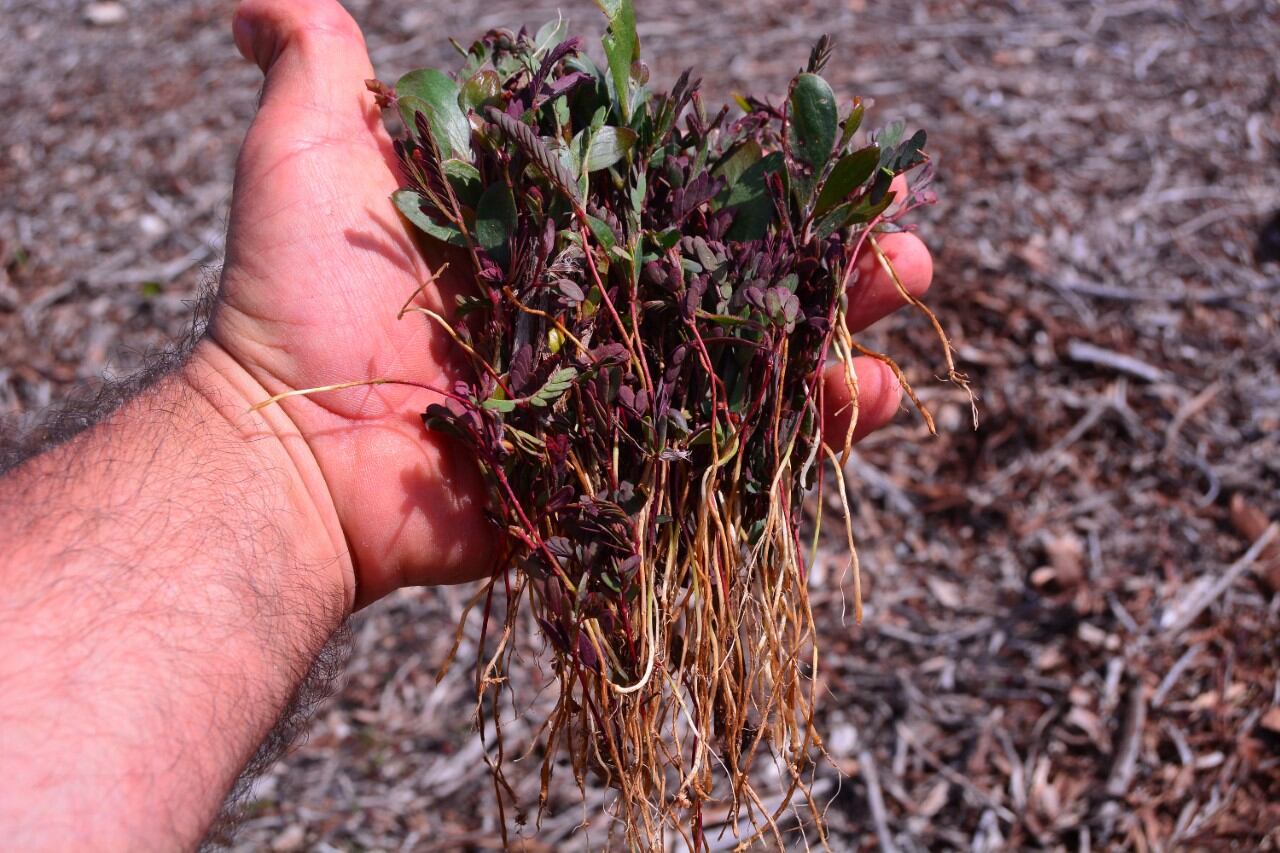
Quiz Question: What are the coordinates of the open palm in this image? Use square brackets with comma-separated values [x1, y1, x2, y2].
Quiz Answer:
[213, 0, 492, 603]
[212, 0, 933, 607]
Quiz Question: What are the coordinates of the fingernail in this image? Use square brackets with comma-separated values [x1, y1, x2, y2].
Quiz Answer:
[233, 14, 258, 63]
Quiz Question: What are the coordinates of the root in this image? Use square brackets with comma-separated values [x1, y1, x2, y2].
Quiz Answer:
[867, 233, 979, 429]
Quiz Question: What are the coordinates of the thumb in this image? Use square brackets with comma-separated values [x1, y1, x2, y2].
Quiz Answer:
[231, 0, 387, 153]
[219, 0, 416, 340]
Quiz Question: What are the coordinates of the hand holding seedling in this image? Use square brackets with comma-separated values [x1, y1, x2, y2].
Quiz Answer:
[0, 0, 947, 849]
[366, 6, 966, 840]
[215, 0, 933, 604]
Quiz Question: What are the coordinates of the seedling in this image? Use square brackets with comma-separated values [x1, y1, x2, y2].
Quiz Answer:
[363, 3, 972, 847]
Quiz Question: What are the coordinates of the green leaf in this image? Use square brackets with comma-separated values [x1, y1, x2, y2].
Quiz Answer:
[813, 202, 853, 239]
[837, 101, 865, 152]
[396, 69, 472, 160]
[442, 159, 482, 209]
[482, 397, 518, 413]
[583, 126, 637, 172]
[875, 120, 906, 160]
[630, 169, 647, 217]
[529, 367, 579, 407]
[393, 189, 467, 246]
[712, 139, 763, 190]
[863, 130, 927, 208]
[846, 190, 897, 223]
[593, 0, 638, 122]
[556, 138, 583, 184]
[589, 105, 609, 132]
[891, 129, 927, 172]
[814, 187, 898, 238]
[552, 93, 571, 129]
[564, 54, 610, 120]
[650, 228, 681, 252]
[475, 182, 517, 262]
[398, 95, 437, 143]
[814, 145, 880, 216]
[724, 152, 784, 242]
[788, 73, 838, 174]
[586, 214, 617, 251]
[460, 69, 501, 109]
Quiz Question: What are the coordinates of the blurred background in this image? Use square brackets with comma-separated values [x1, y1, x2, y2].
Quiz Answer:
[2, 0, 1278, 849]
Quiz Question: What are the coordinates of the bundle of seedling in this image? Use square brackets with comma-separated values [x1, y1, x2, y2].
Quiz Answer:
[368, 2, 966, 847]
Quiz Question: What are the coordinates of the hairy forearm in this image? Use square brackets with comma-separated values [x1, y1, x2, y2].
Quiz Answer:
[0, 341, 352, 851]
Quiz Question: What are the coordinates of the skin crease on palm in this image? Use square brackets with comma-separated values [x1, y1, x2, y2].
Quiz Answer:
[216, 0, 934, 607]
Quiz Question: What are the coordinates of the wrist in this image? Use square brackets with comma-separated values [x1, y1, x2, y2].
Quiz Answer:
[182, 337, 356, 614]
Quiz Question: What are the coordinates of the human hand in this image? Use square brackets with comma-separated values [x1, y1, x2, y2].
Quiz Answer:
[204, 0, 933, 607]
[206, 0, 494, 606]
